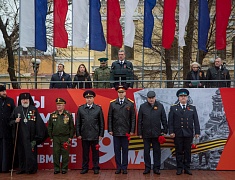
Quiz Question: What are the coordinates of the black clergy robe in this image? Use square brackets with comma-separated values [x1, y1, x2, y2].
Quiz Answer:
[10, 105, 48, 173]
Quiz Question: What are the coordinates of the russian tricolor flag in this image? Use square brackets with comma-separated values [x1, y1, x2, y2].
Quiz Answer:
[19, 0, 47, 52]
[143, 0, 156, 48]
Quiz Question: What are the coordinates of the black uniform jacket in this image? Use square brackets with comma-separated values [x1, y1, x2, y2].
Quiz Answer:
[49, 71, 72, 89]
[168, 103, 200, 137]
[108, 98, 136, 136]
[0, 96, 15, 138]
[76, 104, 104, 141]
[137, 101, 168, 138]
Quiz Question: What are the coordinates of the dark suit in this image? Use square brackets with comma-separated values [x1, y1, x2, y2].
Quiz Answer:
[110, 60, 134, 88]
[206, 66, 230, 88]
[168, 103, 200, 171]
[137, 101, 168, 171]
[49, 71, 72, 89]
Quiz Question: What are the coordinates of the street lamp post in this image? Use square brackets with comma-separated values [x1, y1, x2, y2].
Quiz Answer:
[31, 58, 41, 89]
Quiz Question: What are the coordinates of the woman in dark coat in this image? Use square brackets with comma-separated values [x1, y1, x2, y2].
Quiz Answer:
[73, 64, 92, 89]
[185, 62, 205, 88]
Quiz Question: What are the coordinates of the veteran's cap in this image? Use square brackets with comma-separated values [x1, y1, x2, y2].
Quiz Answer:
[176, 89, 189, 97]
[56, 98, 66, 104]
[83, 90, 96, 98]
[147, 91, 156, 98]
[0, 85, 6, 92]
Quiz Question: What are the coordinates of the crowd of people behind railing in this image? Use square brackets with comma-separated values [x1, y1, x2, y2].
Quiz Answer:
[49, 50, 231, 89]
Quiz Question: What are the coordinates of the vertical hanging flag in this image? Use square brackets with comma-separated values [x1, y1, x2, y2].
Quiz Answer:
[54, 0, 68, 48]
[216, 0, 232, 50]
[178, 0, 190, 47]
[89, 0, 106, 51]
[19, 0, 47, 51]
[162, 0, 177, 49]
[143, 0, 156, 48]
[72, 0, 89, 48]
[107, 0, 123, 48]
[198, 0, 210, 52]
[124, 0, 139, 48]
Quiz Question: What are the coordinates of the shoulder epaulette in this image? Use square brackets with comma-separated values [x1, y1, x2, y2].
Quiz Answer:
[127, 98, 134, 103]
[110, 99, 116, 102]
[51, 111, 56, 114]
[189, 104, 195, 106]
[96, 104, 102, 107]
[65, 110, 72, 114]
[171, 104, 177, 106]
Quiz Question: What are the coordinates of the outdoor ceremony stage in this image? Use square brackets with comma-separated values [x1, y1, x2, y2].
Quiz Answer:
[7, 88, 235, 171]
[1, 170, 235, 180]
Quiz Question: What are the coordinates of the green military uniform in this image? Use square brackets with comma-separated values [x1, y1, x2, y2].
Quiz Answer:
[48, 98, 75, 174]
[93, 58, 111, 88]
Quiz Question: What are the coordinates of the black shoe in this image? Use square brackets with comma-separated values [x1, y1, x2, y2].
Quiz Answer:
[143, 169, 150, 174]
[27, 170, 37, 174]
[54, 171, 60, 174]
[115, 169, 121, 174]
[184, 169, 192, 175]
[122, 170, 128, 174]
[94, 169, 99, 174]
[62, 171, 67, 174]
[80, 169, 88, 174]
[176, 169, 182, 175]
[153, 169, 160, 175]
[16, 170, 25, 174]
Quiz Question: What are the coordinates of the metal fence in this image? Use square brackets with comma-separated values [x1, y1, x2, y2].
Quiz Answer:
[1, 80, 234, 89]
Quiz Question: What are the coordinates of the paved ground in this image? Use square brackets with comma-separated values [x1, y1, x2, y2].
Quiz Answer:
[1, 170, 235, 180]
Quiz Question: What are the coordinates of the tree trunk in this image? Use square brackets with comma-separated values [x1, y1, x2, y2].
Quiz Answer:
[7, 48, 20, 89]
[183, 0, 196, 87]
[165, 49, 173, 88]
[0, 17, 20, 89]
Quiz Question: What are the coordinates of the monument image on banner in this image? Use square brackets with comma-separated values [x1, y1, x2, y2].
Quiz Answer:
[134, 88, 228, 170]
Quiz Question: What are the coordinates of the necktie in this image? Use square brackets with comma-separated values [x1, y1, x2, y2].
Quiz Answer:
[182, 105, 186, 110]
[120, 100, 123, 105]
